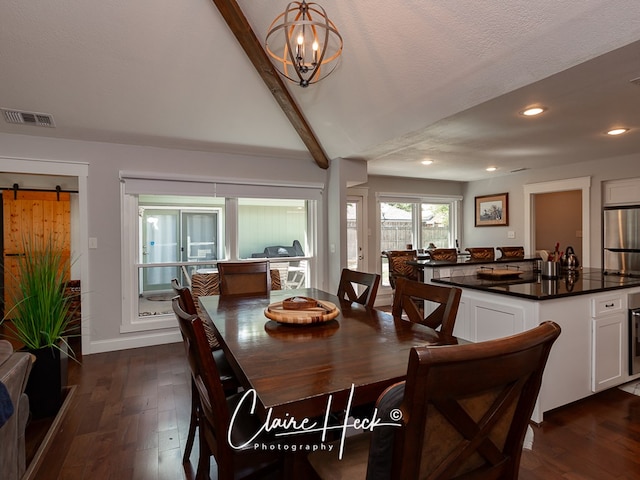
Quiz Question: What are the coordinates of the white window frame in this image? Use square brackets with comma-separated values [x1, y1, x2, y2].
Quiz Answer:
[376, 193, 462, 287]
[120, 172, 323, 333]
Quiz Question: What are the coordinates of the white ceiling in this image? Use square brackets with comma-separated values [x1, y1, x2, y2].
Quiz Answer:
[1, 0, 640, 181]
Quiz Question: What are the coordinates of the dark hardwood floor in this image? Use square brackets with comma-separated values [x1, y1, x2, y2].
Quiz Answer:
[28, 341, 640, 479]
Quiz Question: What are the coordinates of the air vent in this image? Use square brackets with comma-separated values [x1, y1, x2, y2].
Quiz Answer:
[630, 77, 640, 87]
[510, 167, 529, 173]
[1, 108, 55, 128]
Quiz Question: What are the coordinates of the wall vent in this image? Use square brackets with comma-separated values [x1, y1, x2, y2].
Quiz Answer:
[1, 108, 55, 128]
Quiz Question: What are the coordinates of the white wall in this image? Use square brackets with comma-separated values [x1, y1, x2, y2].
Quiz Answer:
[462, 153, 640, 267]
[0, 132, 328, 353]
[2, 130, 638, 350]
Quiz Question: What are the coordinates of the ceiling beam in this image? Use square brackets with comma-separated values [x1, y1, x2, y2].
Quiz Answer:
[209, 0, 330, 170]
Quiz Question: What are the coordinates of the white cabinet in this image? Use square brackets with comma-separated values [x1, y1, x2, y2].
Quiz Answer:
[591, 315, 624, 392]
[604, 178, 640, 206]
[591, 293, 626, 392]
[453, 293, 526, 342]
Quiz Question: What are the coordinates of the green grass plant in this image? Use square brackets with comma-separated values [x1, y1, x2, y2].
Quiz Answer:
[2, 236, 76, 356]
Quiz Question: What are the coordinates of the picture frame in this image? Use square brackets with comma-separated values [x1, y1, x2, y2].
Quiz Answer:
[475, 193, 509, 227]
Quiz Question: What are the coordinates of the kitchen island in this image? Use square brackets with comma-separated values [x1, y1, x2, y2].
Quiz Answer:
[430, 266, 640, 423]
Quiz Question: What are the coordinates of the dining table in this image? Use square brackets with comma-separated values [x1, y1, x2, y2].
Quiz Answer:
[198, 287, 459, 421]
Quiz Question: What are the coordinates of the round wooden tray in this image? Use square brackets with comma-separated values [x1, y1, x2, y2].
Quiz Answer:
[264, 299, 339, 325]
[264, 319, 339, 341]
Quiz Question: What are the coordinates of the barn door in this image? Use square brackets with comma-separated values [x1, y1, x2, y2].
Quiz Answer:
[2, 190, 71, 317]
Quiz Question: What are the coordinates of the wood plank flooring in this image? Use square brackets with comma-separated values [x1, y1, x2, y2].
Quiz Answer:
[29, 341, 640, 479]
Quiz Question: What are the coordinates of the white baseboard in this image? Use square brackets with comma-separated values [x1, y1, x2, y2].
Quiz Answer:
[83, 330, 182, 355]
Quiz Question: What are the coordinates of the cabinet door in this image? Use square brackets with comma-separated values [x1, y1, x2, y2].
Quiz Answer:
[591, 314, 624, 392]
[604, 178, 640, 206]
[470, 300, 525, 342]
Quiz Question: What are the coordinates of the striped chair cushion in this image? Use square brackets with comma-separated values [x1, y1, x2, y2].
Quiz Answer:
[191, 269, 282, 349]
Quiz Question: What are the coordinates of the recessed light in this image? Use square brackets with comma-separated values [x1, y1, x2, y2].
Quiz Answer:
[421, 159, 433, 165]
[520, 106, 547, 116]
[606, 128, 629, 136]
[486, 167, 497, 172]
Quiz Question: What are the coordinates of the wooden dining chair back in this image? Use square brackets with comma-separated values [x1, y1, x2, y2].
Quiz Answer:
[170, 279, 238, 463]
[172, 278, 220, 350]
[337, 268, 381, 309]
[308, 321, 561, 480]
[172, 298, 280, 479]
[217, 261, 271, 296]
[392, 277, 462, 336]
[465, 247, 495, 261]
[429, 248, 458, 261]
[383, 250, 420, 289]
[171, 277, 197, 315]
[497, 246, 525, 259]
[380, 321, 561, 479]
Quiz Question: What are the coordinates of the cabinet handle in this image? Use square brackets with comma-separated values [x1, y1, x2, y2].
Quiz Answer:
[605, 302, 615, 308]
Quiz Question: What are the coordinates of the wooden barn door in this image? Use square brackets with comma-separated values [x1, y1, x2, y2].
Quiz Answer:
[2, 190, 71, 317]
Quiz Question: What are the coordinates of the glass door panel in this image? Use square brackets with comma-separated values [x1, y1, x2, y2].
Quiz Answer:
[142, 209, 179, 291]
[182, 211, 218, 262]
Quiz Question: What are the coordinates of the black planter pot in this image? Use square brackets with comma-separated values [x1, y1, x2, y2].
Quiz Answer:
[24, 343, 68, 419]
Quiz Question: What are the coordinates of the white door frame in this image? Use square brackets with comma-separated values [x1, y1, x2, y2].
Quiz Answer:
[0, 157, 90, 351]
[347, 188, 369, 272]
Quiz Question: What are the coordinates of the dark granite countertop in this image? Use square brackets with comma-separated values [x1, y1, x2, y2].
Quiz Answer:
[408, 255, 539, 268]
[432, 268, 640, 300]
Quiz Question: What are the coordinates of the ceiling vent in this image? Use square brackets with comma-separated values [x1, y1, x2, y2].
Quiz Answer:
[1, 108, 55, 128]
[630, 77, 640, 87]
[510, 167, 529, 173]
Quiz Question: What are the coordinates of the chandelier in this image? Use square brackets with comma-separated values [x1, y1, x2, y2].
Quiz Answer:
[265, 1, 343, 88]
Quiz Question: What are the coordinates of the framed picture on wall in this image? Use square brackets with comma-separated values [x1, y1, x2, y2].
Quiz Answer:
[475, 193, 509, 226]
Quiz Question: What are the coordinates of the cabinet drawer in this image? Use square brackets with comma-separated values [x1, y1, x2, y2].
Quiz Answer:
[592, 295, 624, 318]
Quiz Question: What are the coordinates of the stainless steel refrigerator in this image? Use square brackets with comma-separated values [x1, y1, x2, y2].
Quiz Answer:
[604, 206, 640, 276]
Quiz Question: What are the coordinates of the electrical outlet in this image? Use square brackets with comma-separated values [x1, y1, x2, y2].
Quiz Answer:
[507, 231, 515, 239]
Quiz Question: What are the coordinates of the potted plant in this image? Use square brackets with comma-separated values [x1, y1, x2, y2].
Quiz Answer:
[1, 235, 78, 418]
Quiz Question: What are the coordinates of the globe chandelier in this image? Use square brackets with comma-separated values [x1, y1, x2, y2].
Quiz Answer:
[265, 1, 343, 88]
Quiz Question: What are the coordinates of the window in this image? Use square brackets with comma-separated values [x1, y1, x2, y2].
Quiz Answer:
[139, 198, 223, 292]
[378, 194, 461, 287]
[120, 173, 321, 333]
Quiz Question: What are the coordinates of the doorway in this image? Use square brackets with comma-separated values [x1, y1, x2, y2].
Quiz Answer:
[346, 196, 364, 271]
[524, 177, 591, 267]
[0, 158, 89, 352]
[534, 190, 583, 262]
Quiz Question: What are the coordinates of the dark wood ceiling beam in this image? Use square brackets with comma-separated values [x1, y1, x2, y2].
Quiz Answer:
[209, 0, 330, 169]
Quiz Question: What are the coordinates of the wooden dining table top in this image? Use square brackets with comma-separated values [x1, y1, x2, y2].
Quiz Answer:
[198, 287, 459, 420]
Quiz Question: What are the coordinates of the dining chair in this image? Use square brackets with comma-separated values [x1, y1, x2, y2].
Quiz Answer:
[191, 269, 282, 300]
[337, 268, 381, 309]
[308, 320, 561, 480]
[171, 278, 221, 349]
[217, 260, 271, 296]
[391, 277, 462, 337]
[382, 250, 420, 289]
[171, 297, 282, 479]
[465, 246, 495, 261]
[428, 248, 458, 261]
[170, 278, 239, 464]
[497, 246, 525, 259]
